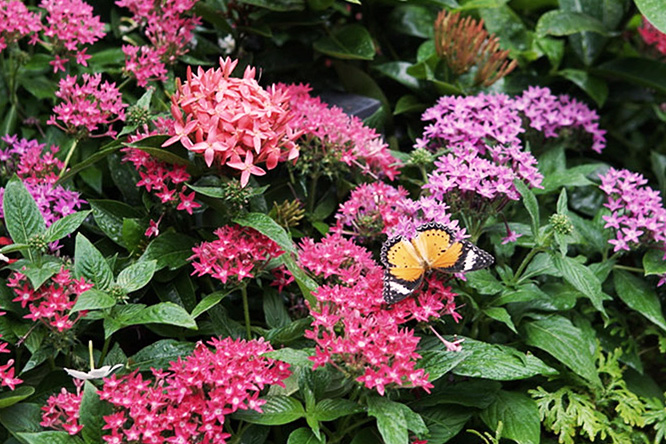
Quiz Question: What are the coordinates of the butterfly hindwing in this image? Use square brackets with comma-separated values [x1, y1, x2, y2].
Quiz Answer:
[381, 234, 426, 304]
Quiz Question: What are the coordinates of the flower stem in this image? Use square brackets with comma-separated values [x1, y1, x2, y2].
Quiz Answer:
[58, 138, 79, 179]
[241, 284, 252, 339]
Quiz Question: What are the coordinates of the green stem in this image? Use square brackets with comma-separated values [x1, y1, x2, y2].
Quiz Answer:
[307, 172, 320, 215]
[58, 138, 79, 179]
[513, 247, 543, 285]
[241, 284, 252, 339]
[612, 264, 643, 273]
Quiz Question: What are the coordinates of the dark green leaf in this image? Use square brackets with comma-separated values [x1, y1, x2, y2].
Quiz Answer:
[551, 255, 607, 314]
[313, 399, 364, 421]
[264, 348, 314, 367]
[105, 303, 197, 337]
[558, 69, 608, 107]
[238, 0, 305, 11]
[419, 406, 473, 443]
[313, 24, 375, 60]
[452, 337, 557, 380]
[90, 200, 143, 247]
[514, 180, 539, 239]
[2, 176, 46, 244]
[643, 249, 666, 276]
[636, 0, 666, 33]
[465, 269, 503, 295]
[523, 315, 601, 386]
[130, 339, 196, 370]
[367, 396, 427, 444]
[614, 270, 666, 331]
[393, 95, 427, 115]
[74, 234, 114, 290]
[0, 402, 43, 434]
[264, 291, 291, 329]
[538, 163, 602, 194]
[389, 6, 435, 38]
[417, 380, 501, 409]
[19, 76, 56, 100]
[594, 58, 666, 95]
[139, 231, 196, 271]
[375, 63, 421, 91]
[116, 260, 157, 293]
[417, 349, 470, 382]
[14, 257, 62, 289]
[44, 210, 91, 243]
[17, 432, 83, 444]
[121, 218, 145, 254]
[191, 291, 228, 319]
[288, 428, 325, 444]
[536, 10, 609, 37]
[71, 289, 116, 312]
[233, 396, 305, 425]
[234, 212, 296, 254]
[479, 391, 540, 444]
[57, 141, 122, 185]
[483, 307, 517, 333]
[0, 386, 35, 409]
[80, 381, 112, 444]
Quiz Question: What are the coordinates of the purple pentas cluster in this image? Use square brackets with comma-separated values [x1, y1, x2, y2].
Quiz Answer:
[0, 135, 85, 227]
[0, 1, 41, 52]
[599, 168, 666, 285]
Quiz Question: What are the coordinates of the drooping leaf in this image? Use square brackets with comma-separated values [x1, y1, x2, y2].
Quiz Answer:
[551, 254, 608, 315]
[614, 270, 666, 331]
[0, 386, 35, 409]
[313, 24, 375, 60]
[479, 391, 540, 444]
[635, 0, 666, 34]
[367, 396, 428, 444]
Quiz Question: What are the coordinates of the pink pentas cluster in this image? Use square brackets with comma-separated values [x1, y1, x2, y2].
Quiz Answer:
[39, 0, 106, 72]
[117, 0, 202, 86]
[0, 312, 22, 391]
[164, 58, 300, 187]
[121, 147, 199, 215]
[41, 379, 84, 435]
[638, 17, 666, 56]
[94, 337, 290, 443]
[599, 168, 666, 286]
[277, 83, 401, 180]
[7, 267, 94, 332]
[0, 135, 86, 227]
[0, 1, 41, 52]
[299, 233, 461, 395]
[190, 224, 286, 285]
[48, 74, 127, 138]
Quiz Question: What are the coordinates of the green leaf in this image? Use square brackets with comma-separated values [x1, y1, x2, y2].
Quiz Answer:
[71, 289, 116, 312]
[417, 349, 470, 382]
[313, 24, 375, 60]
[523, 315, 601, 386]
[131, 339, 196, 370]
[479, 391, 540, 444]
[0, 386, 35, 408]
[116, 260, 157, 293]
[139, 231, 196, 271]
[264, 348, 314, 367]
[643, 249, 666, 276]
[234, 212, 296, 254]
[483, 307, 517, 333]
[635, 0, 666, 34]
[465, 269, 503, 295]
[238, 0, 305, 11]
[613, 270, 666, 331]
[536, 10, 610, 37]
[74, 234, 114, 290]
[367, 396, 427, 444]
[451, 337, 557, 380]
[313, 399, 364, 421]
[191, 291, 228, 319]
[417, 380, 501, 409]
[80, 380, 112, 444]
[288, 428, 325, 444]
[538, 163, 603, 194]
[90, 200, 143, 248]
[17, 432, 84, 444]
[57, 141, 122, 185]
[2, 176, 46, 245]
[375, 63, 421, 91]
[594, 58, 666, 95]
[0, 402, 43, 434]
[13, 257, 63, 289]
[389, 5, 435, 39]
[44, 210, 91, 243]
[419, 406, 473, 443]
[233, 396, 305, 425]
[558, 69, 608, 107]
[104, 303, 197, 337]
[264, 291, 291, 329]
[551, 255, 607, 315]
[514, 180, 539, 239]
[393, 95, 427, 115]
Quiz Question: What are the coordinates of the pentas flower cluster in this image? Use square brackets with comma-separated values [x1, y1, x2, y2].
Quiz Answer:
[8, 267, 94, 332]
[0, 312, 22, 391]
[93, 337, 290, 443]
[165, 58, 300, 187]
[0, 135, 86, 227]
[299, 233, 461, 395]
[0, 1, 41, 52]
[121, 147, 199, 214]
[277, 83, 400, 180]
[41, 379, 84, 435]
[190, 225, 285, 285]
[639, 17, 666, 56]
[40, 0, 106, 72]
[48, 74, 127, 138]
[599, 168, 666, 286]
[117, 0, 201, 86]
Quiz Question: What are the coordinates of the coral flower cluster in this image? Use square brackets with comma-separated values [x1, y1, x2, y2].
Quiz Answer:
[299, 233, 461, 395]
[165, 57, 300, 187]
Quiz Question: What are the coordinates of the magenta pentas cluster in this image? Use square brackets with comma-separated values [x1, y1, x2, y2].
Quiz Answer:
[190, 225, 286, 285]
[8, 267, 94, 332]
[165, 58, 300, 187]
[0, 1, 41, 52]
[299, 233, 461, 395]
[639, 17, 666, 56]
[92, 337, 290, 443]
[276, 83, 401, 180]
[599, 168, 666, 285]
[117, 0, 202, 86]
[121, 147, 199, 215]
[0, 312, 22, 391]
[0, 135, 86, 227]
[40, 0, 106, 72]
[41, 379, 84, 435]
[48, 74, 127, 138]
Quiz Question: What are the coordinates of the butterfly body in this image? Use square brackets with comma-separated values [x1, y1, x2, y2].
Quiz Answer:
[381, 223, 494, 304]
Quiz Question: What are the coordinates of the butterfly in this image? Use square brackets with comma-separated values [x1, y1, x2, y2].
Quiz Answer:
[380, 222, 494, 304]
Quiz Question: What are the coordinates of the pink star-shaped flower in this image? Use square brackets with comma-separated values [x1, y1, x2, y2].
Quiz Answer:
[227, 151, 266, 187]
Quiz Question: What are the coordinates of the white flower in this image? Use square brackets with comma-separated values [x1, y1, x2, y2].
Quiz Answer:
[64, 364, 124, 380]
[218, 34, 235, 55]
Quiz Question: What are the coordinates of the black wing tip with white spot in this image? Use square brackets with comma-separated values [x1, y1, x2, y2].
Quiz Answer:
[382, 270, 423, 304]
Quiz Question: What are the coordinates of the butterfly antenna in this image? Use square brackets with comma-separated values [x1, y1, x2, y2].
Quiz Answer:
[428, 325, 464, 352]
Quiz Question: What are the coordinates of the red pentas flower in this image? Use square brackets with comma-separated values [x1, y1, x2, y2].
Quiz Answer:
[164, 57, 300, 186]
[48, 74, 127, 138]
[639, 17, 666, 56]
[0, 1, 41, 52]
[92, 337, 290, 443]
[41, 379, 84, 435]
[7, 267, 93, 332]
[0, 312, 22, 391]
[190, 225, 286, 284]
[299, 233, 462, 395]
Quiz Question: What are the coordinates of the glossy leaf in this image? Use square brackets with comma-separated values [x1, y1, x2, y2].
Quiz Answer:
[367, 396, 427, 444]
[71, 289, 116, 312]
[635, 0, 666, 33]
[417, 349, 470, 382]
[389, 5, 435, 39]
[419, 406, 473, 443]
[552, 255, 608, 314]
[116, 260, 157, 293]
[515, 180, 539, 238]
[479, 391, 540, 444]
[2, 176, 45, 245]
[131, 339, 196, 370]
[313, 25, 375, 60]
[523, 315, 601, 386]
[233, 396, 305, 424]
[104, 303, 197, 337]
[536, 10, 609, 37]
[74, 234, 114, 291]
[80, 380, 111, 444]
[0, 386, 35, 409]
[90, 200, 143, 248]
[44, 210, 91, 243]
[614, 270, 666, 331]
[191, 291, 228, 319]
[288, 428, 324, 444]
[139, 232, 197, 271]
[558, 69, 608, 107]
[17, 432, 83, 444]
[643, 249, 666, 276]
[312, 399, 363, 421]
[375, 62, 421, 91]
[234, 212, 296, 254]
[595, 57, 666, 95]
